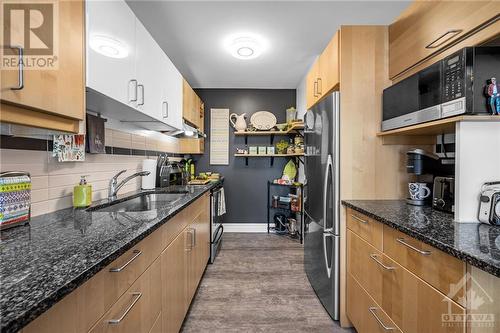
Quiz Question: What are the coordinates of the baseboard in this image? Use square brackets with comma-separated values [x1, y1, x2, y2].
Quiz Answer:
[223, 223, 274, 233]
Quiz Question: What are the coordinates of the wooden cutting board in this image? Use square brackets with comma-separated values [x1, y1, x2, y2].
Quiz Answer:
[188, 179, 210, 185]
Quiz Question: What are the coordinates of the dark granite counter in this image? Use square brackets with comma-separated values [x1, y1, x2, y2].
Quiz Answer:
[0, 180, 222, 333]
[342, 200, 500, 279]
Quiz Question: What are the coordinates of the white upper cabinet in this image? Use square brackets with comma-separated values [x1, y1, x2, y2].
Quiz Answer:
[134, 18, 165, 122]
[160, 53, 183, 130]
[86, 0, 136, 107]
[86, 0, 183, 130]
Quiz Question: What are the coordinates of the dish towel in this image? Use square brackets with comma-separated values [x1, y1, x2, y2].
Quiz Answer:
[218, 188, 226, 216]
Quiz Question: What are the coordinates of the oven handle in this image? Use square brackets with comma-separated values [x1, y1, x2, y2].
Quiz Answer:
[211, 225, 224, 245]
[211, 187, 224, 196]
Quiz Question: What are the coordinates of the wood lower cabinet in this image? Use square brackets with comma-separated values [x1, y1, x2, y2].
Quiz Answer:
[88, 257, 161, 333]
[20, 194, 210, 333]
[162, 193, 210, 333]
[161, 228, 189, 333]
[348, 230, 465, 333]
[389, 1, 500, 79]
[346, 208, 467, 333]
[347, 273, 403, 333]
[383, 225, 466, 306]
[0, 0, 84, 131]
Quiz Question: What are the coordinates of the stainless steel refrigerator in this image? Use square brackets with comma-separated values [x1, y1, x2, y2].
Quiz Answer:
[304, 92, 340, 320]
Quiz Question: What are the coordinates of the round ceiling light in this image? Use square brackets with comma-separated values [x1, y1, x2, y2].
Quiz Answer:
[223, 33, 269, 60]
[89, 35, 129, 59]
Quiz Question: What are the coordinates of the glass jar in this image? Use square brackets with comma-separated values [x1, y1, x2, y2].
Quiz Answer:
[286, 107, 297, 124]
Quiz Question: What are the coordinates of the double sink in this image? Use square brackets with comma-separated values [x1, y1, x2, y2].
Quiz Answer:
[88, 190, 190, 213]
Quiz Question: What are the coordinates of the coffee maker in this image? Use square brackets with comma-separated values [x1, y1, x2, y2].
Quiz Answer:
[406, 149, 439, 206]
[156, 154, 184, 188]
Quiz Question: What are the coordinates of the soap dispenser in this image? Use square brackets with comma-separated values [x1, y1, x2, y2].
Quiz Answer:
[73, 175, 92, 208]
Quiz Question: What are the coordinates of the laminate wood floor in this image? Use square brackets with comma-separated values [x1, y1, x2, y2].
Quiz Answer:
[181, 233, 354, 333]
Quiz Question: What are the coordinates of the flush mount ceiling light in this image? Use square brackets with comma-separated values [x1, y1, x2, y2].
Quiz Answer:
[89, 35, 129, 58]
[223, 33, 269, 60]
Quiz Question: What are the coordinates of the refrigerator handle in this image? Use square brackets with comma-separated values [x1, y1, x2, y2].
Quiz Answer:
[323, 232, 333, 278]
[323, 154, 333, 229]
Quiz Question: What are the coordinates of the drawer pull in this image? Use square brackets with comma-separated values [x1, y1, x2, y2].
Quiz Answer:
[9, 46, 24, 90]
[425, 29, 462, 49]
[107, 292, 142, 324]
[109, 250, 142, 272]
[351, 214, 368, 224]
[369, 307, 395, 331]
[396, 238, 431, 256]
[370, 254, 395, 270]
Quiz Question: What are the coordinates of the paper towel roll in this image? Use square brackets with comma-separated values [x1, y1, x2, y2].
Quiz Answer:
[142, 159, 156, 190]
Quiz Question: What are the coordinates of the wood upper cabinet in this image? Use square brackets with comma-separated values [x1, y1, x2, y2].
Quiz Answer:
[182, 78, 204, 129]
[0, 0, 84, 132]
[305, 30, 340, 110]
[306, 59, 320, 110]
[318, 31, 340, 96]
[389, 1, 500, 79]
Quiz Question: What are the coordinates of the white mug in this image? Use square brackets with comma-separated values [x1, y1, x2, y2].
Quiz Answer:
[408, 182, 431, 200]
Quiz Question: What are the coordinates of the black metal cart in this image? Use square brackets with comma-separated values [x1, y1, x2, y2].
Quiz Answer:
[267, 181, 304, 243]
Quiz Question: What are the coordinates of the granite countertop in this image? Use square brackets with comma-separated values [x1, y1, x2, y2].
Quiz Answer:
[342, 200, 500, 279]
[0, 180, 222, 333]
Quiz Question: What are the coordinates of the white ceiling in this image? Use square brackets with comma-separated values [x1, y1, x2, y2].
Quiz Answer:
[127, 1, 410, 89]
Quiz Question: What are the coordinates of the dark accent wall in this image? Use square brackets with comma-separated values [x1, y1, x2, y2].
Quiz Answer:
[194, 89, 296, 224]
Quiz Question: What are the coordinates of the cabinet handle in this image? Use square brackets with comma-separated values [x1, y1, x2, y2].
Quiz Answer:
[185, 229, 193, 251]
[317, 77, 322, 95]
[9, 46, 24, 90]
[313, 80, 318, 97]
[162, 101, 169, 118]
[369, 254, 395, 270]
[351, 214, 368, 224]
[396, 238, 431, 256]
[128, 79, 138, 102]
[369, 307, 395, 331]
[109, 250, 142, 272]
[107, 292, 142, 324]
[192, 228, 196, 247]
[138, 84, 144, 106]
[425, 29, 462, 49]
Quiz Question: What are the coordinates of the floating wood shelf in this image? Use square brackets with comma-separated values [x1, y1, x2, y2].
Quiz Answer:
[235, 153, 304, 166]
[234, 123, 304, 136]
[234, 153, 304, 157]
[377, 115, 499, 137]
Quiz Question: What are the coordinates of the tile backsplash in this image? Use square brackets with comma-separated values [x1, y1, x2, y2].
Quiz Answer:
[0, 148, 152, 216]
[0, 128, 183, 217]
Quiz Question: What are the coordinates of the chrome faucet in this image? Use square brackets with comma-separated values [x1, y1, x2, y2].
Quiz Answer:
[108, 169, 150, 200]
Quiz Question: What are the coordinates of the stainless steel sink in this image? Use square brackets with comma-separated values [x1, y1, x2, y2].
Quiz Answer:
[89, 192, 187, 213]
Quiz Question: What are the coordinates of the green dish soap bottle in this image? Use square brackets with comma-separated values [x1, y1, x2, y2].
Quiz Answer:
[73, 175, 92, 208]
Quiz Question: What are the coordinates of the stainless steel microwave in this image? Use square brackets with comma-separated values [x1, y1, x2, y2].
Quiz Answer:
[382, 47, 500, 131]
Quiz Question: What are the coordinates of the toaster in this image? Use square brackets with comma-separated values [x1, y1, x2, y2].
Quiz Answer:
[479, 182, 500, 225]
[432, 177, 454, 213]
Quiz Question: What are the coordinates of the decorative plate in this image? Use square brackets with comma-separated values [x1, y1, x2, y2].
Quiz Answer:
[250, 111, 277, 130]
